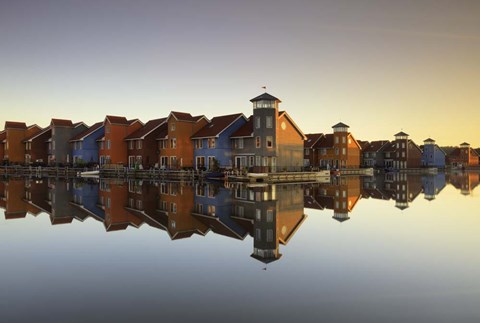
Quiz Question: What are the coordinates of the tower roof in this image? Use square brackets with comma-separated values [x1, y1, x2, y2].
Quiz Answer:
[424, 138, 435, 142]
[395, 131, 409, 137]
[332, 122, 349, 128]
[250, 92, 281, 102]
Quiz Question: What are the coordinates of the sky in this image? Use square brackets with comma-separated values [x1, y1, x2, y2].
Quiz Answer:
[0, 0, 479, 146]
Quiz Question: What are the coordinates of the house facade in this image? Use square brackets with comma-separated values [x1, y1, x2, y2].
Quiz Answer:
[447, 142, 479, 168]
[238, 93, 305, 173]
[48, 119, 88, 166]
[70, 122, 104, 165]
[2, 122, 41, 164]
[157, 112, 208, 169]
[303, 133, 324, 168]
[99, 116, 143, 166]
[192, 113, 247, 170]
[316, 123, 362, 169]
[421, 138, 446, 168]
[362, 140, 390, 168]
[24, 126, 51, 165]
[384, 132, 422, 169]
[125, 118, 166, 169]
[230, 116, 256, 171]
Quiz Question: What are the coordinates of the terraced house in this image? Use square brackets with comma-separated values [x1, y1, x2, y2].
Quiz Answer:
[231, 93, 305, 173]
[70, 122, 104, 165]
[447, 142, 479, 168]
[2, 121, 42, 164]
[99, 115, 143, 166]
[384, 132, 422, 169]
[421, 138, 446, 168]
[125, 118, 166, 169]
[361, 140, 390, 168]
[157, 112, 208, 169]
[24, 126, 52, 165]
[316, 123, 362, 169]
[191, 113, 247, 170]
[48, 119, 88, 166]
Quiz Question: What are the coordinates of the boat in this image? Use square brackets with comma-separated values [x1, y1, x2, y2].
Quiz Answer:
[78, 170, 100, 178]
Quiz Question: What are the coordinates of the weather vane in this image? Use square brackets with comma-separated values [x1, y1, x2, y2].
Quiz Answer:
[262, 85, 266, 92]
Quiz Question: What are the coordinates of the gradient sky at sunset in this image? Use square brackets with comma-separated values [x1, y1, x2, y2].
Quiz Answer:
[1, 0, 479, 146]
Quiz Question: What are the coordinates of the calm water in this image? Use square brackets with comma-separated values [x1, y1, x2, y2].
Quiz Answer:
[1, 172, 479, 323]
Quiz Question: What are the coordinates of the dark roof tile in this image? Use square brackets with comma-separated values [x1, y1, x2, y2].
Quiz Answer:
[192, 113, 244, 139]
[70, 122, 103, 142]
[125, 118, 166, 140]
[230, 116, 253, 138]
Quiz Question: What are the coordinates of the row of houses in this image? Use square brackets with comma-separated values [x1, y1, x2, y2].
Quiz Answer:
[304, 128, 480, 170]
[1, 92, 479, 171]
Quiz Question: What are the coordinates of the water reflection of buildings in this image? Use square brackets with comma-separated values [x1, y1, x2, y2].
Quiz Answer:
[447, 172, 480, 196]
[304, 177, 362, 222]
[1, 173, 476, 263]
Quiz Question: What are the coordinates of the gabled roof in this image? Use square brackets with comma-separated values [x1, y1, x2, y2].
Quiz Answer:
[332, 122, 349, 128]
[460, 142, 470, 146]
[5, 121, 27, 129]
[304, 133, 324, 149]
[169, 111, 208, 123]
[51, 118, 73, 127]
[357, 140, 370, 150]
[105, 115, 128, 125]
[230, 116, 253, 138]
[317, 134, 334, 148]
[278, 111, 306, 140]
[155, 123, 169, 140]
[70, 122, 104, 142]
[395, 131, 409, 137]
[73, 122, 88, 128]
[125, 118, 166, 140]
[24, 126, 52, 142]
[424, 138, 435, 142]
[250, 92, 281, 102]
[363, 140, 390, 153]
[191, 113, 246, 139]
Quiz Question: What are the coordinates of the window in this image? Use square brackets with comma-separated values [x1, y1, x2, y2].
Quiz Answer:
[255, 228, 262, 241]
[170, 156, 177, 167]
[107, 140, 111, 149]
[128, 141, 133, 149]
[256, 156, 261, 166]
[170, 202, 177, 213]
[342, 148, 346, 155]
[171, 138, 176, 149]
[195, 139, 203, 149]
[402, 152, 405, 158]
[136, 140, 142, 149]
[266, 210, 273, 222]
[266, 116, 273, 128]
[208, 156, 215, 170]
[255, 209, 261, 221]
[335, 148, 339, 155]
[255, 117, 261, 129]
[402, 142, 405, 148]
[171, 123, 175, 131]
[105, 125, 110, 133]
[335, 137, 339, 144]
[159, 140, 166, 149]
[236, 138, 244, 149]
[100, 141, 104, 149]
[208, 138, 215, 148]
[208, 205, 216, 215]
[256, 136, 261, 148]
[267, 229, 273, 242]
[249, 156, 255, 166]
[305, 149, 310, 156]
[266, 136, 273, 148]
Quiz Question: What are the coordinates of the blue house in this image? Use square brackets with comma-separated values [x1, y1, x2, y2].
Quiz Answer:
[191, 113, 247, 170]
[421, 138, 446, 168]
[191, 183, 248, 240]
[69, 122, 104, 165]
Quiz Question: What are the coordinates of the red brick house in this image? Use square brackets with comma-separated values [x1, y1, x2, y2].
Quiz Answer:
[384, 132, 422, 169]
[125, 118, 167, 169]
[2, 122, 42, 164]
[316, 123, 362, 169]
[447, 142, 480, 168]
[99, 116, 143, 166]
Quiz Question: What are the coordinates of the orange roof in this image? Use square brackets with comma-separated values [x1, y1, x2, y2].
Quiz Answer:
[5, 121, 27, 129]
[51, 118, 73, 127]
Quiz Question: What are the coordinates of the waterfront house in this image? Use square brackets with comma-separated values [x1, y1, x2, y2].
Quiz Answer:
[191, 113, 247, 170]
[303, 133, 324, 168]
[317, 123, 362, 169]
[384, 132, 422, 169]
[422, 173, 446, 201]
[23, 126, 51, 165]
[157, 112, 208, 169]
[0, 131, 5, 162]
[421, 138, 446, 168]
[447, 142, 479, 168]
[2, 121, 42, 164]
[99, 116, 143, 166]
[69, 122, 104, 165]
[48, 119, 88, 166]
[383, 173, 423, 210]
[361, 140, 390, 168]
[125, 118, 166, 169]
[231, 93, 305, 173]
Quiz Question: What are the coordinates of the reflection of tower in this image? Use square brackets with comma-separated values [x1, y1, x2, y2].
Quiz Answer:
[231, 184, 306, 265]
[394, 173, 409, 210]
